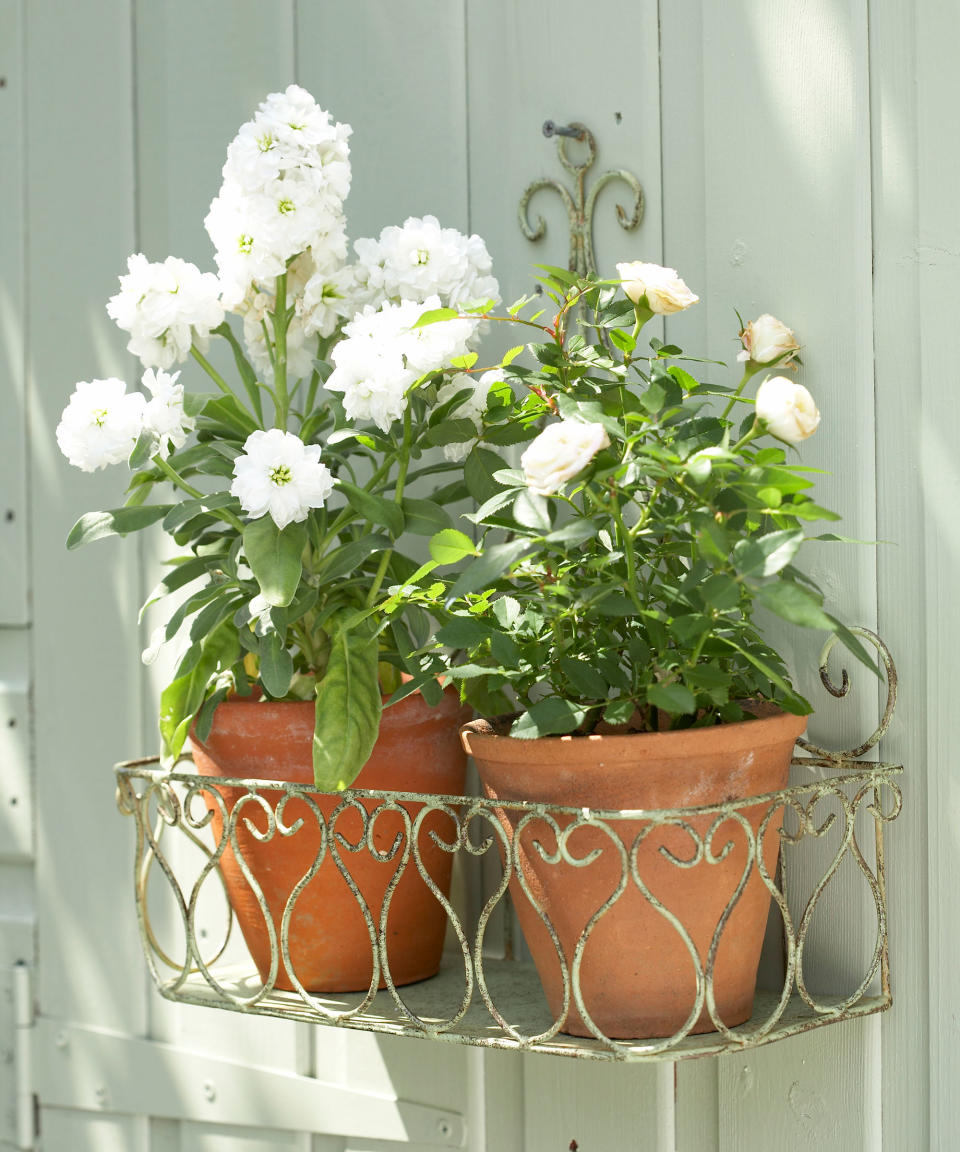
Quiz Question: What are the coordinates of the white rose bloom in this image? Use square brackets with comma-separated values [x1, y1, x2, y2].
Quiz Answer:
[521, 420, 612, 495]
[142, 368, 195, 458]
[56, 378, 146, 472]
[616, 260, 698, 314]
[106, 254, 224, 370]
[737, 314, 799, 366]
[231, 429, 334, 529]
[436, 370, 502, 461]
[685, 445, 728, 483]
[755, 376, 821, 443]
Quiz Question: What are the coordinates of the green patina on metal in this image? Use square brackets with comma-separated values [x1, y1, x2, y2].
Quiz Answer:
[518, 121, 644, 278]
[116, 630, 902, 1062]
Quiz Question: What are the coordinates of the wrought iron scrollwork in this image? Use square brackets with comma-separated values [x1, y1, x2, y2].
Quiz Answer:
[519, 121, 644, 278]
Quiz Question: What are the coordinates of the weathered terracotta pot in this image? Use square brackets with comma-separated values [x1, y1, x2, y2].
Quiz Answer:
[461, 705, 807, 1039]
[191, 689, 470, 993]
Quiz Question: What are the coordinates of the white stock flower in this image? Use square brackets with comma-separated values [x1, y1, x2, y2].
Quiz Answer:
[737, 314, 799, 366]
[436, 370, 502, 461]
[755, 376, 821, 443]
[231, 429, 335, 529]
[326, 296, 477, 431]
[106, 254, 224, 369]
[616, 261, 698, 314]
[352, 215, 500, 313]
[521, 420, 611, 495]
[206, 86, 351, 309]
[142, 368, 194, 458]
[56, 378, 146, 472]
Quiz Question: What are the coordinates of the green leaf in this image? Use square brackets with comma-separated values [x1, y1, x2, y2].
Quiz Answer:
[435, 616, 495, 648]
[447, 538, 533, 600]
[140, 555, 211, 621]
[425, 418, 478, 448]
[260, 629, 294, 697]
[647, 682, 697, 716]
[510, 697, 587, 738]
[559, 657, 608, 698]
[603, 698, 635, 726]
[755, 581, 833, 630]
[337, 479, 406, 538]
[313, 617, 383, 790]
[450, 352, 479, 371]
[732, 529, 805, 578]
[429, 528, 479, 565]
[314, 532, 392, 582]
[512, 489, 551, 532]
[243, 517, 306, 607]
[400, 497, 453, 536]
[199, 394, 258, 437]
[414, 307, 459, 328]
[464, 447, 509, 504]
[67, 505, 173, 549]
[129, 429, 155, 470]
[159, 622, 238, 761]
[501, 344, 525, 367]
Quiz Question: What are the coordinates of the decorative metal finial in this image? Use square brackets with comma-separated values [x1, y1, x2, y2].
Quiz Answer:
[519, 120, 644, 278]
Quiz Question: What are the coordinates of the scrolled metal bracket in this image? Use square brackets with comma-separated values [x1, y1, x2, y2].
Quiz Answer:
[519, 120, 644, 278]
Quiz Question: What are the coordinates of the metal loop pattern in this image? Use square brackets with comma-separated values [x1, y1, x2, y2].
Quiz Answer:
[116, 756, 901, 1062]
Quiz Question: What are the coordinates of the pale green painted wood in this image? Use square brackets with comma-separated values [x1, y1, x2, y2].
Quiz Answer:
[25, 0, 148, 1041]
[296, 1, 470, 242]
[465, 0, 663, 328]
[0, 0, 28, 627]
[38, 1109, 148, 1152]
[867, 0, 931, 1146]
[520, 1052, 663, 1152]
[914, 1, 960, 1146]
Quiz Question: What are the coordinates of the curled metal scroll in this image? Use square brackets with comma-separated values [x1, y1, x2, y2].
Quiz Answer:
[796, 628, 898, 761]
[116, 756, 902, 1062]
[519, 121, 644, 278]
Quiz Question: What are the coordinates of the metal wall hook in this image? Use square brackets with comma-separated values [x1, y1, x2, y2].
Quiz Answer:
[520, 119, 644, 278]
[542, 120, 584, 140]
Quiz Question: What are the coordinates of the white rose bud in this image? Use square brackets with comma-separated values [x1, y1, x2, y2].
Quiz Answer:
[521, 420, 611, 495]
[616, 261, 699, 314]
[738, 314, 799, 366]
[755, 376, 821, 444]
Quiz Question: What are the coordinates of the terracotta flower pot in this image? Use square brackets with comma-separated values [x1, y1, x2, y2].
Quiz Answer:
[461, 705, 807, 1039]
[191, 688, 470, 993]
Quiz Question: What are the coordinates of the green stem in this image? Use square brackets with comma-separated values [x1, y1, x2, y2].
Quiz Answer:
[720, 365, 760, 422]
[611, 490, 643, 612]
[272, 272, 289, 430]
[152, 454, 246, 533]
[190, 346, 235, 398]
[365, 408, 413, 608]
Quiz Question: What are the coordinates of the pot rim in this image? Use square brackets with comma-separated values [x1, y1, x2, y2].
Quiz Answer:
[460, 701, 808, 763]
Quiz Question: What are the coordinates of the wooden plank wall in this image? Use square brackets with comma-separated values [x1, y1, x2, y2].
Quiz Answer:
[5, 0, 950, 1147]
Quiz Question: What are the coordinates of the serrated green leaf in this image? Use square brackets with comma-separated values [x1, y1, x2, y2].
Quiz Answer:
[510, 697, 587, 738]
[464, 447, 508, 504]
[501, 344, 525, 367]
[447, 538, 533, 600]
[647, 682, 697, 716]
[429, 528, 479, 565]
[414, 307, 459, 328]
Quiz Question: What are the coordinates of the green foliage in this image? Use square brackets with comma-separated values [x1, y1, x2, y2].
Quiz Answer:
[415, 270, 869, 735]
